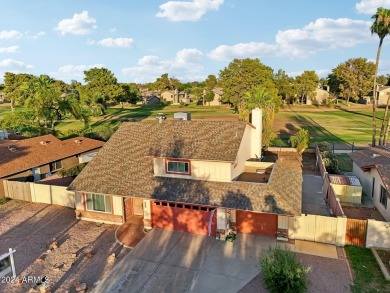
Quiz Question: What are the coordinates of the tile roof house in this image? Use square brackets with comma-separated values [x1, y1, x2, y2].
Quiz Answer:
[0, 134, 104, 198]
[349, 146, 390, 221]
[68, 109, 303, 238]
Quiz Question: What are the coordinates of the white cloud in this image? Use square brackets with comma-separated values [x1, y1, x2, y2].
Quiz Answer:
[55, 11, 97, 36]
[30, 31, 46, 39]
[0, 46, 19, 54]
[51, 63, 104, 81]
[156, 0, 224, 22]
[0, 58, 33, 69]
[209, 18, 372, 61]
[122, 48, 204, 82]
[0, 30, 22, 40]
[96, 38, 134, 48]
[356, 0, 389, 14]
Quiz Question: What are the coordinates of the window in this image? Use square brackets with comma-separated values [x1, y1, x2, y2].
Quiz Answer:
[86, 194, 112, 213]
[166, 160, 190, 175]
[50, 160, 62, 172]
[380, 185, 388, 208]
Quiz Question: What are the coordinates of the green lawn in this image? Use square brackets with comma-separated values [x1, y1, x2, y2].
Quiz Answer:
[345, 246, 390, 293]
[273, 104, 384, 146]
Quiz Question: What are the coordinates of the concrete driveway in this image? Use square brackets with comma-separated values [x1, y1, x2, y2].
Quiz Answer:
[93, 228, 276, 293]
[302, 174, 331, 216]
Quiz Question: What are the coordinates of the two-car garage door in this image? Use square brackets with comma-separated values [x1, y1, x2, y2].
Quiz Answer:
[151, 201, 217, 236]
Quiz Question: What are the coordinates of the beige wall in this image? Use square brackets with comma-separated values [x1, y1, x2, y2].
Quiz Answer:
[153, 158, 232, 181]
[231, 125, 252, 179]
[352, 163, 390, 221]
[288, 215, 346, 246]
[62, 156, 79, 169]
[366, 219, 390, 248]
[331, 183, 362, 204]
[378, 89, 390, 106]
[31, 183, 75, 208]
[161, 91, 174, 102]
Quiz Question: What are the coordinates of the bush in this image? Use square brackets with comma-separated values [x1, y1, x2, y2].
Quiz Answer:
[290, 128, 310, 155]
[57, 163, 88, 177]
[260, 246, 310, 293]
[317, 142, 330, 153]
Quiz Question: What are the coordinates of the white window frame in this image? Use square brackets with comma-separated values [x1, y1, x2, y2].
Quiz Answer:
[86, 193, 112, 213]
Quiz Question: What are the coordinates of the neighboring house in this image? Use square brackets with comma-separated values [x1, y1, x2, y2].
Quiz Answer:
[139, 90, 160, 105]
[304, 87, 330, 105]
[203, 87, 223, 106]
[161, 90, 191, 105]
[68, 109, 302, 239]
[0, 134, 104, 198]
[361, 86, 390, 105]
[349, 146, 390, 221]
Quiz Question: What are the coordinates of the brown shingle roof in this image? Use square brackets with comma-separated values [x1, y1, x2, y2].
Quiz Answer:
[349, 146, 390, 192]
[69, 122, 302, 215]
[0, 135, 104, 178]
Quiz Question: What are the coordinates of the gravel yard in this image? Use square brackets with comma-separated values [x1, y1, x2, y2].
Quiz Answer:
[0, 200, 130, 292]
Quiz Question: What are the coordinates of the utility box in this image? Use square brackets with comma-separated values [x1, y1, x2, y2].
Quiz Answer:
[173, 112, 191, 120]
[0, 130, 8, 139]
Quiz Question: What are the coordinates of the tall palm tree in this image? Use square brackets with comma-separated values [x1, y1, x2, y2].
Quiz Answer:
[371, 7, 390, 146]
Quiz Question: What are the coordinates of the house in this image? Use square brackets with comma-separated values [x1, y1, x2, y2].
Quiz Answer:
[203, 87, 223, 106]
[0, 134, 104, 198]
[139, 89, 160, 105]
[68, 109, 302, 239]
[304, 87, 330, 105]
[161, 89, 191, 105]
[360, 86, 390, 105]
[349, 146, 390, 221]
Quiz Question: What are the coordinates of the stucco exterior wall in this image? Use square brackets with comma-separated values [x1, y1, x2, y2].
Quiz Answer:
[62, 156, 79, 169]
[231, 125, 252, 179]
[153, 158, 232, 181]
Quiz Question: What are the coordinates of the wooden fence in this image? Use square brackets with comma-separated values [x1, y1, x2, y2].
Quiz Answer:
[3, 180, 32, 201]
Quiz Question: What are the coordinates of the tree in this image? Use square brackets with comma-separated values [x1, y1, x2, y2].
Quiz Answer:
[274, 69, 297, 104]
[189, 86, 204, 103]
[83, 67, 121, 115]
[329, 58, 375, 105]
[295, 71, 319, 104]
[371, 7, 390, 146]
[219, 58, 277, 116]
[377, 75, 388, 86]
[116, 83, 141, 107]
[204, 90, 215, 105]
[242, 87, 281, 147]
[3, 72, 33, 111]
[204, 74, 218, 92]
[154, 73, 173, 93]
[290, 128, 310, 155]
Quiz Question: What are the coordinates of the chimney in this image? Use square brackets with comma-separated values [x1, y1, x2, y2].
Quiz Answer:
[250, 108, 262, 160]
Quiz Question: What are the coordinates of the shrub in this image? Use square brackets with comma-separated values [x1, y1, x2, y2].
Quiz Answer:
[317, 141, 330, 153]
[289, 128, 310, 155]
[57, 163, 88, 177]
[260, 246, 310, 293]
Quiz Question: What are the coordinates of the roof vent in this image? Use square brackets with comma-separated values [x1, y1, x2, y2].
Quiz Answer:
[8, 146, 17, 152]
[40, 141, 49, 145]
[74, 139, 83, 144]
[373, 154, 380, 158]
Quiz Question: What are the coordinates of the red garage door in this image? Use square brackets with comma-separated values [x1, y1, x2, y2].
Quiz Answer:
[236, 211, 277, 236]
[151, 201, 217, 236]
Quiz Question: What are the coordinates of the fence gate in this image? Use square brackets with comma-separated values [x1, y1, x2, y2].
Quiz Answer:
[345, 218, 367, 247]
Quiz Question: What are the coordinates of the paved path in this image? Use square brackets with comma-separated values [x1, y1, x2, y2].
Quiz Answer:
[93, 228, 340, 293]
[302, 174, 331, 216]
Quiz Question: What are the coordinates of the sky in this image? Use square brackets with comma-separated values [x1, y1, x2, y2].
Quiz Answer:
[0, 0, 389, 84]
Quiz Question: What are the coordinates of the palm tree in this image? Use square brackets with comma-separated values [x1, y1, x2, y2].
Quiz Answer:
[371, 7, 390, 146]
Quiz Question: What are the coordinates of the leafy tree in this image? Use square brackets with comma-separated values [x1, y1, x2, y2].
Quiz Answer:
[274, 69, 297, 104]
[329, 58, 375, 105]
[116, 83, 141, 107]
[3, 72, 33, 111]
[83, 67, 121, 115]
[219, 58, 277, 116]
[371, 7, 390, 145]
[242, 87, 281, 147]
[204, 74, 218, 92]
[189, 86, 204, 103]
[154, 73, 173, 93]
[260, 246, 310, 293]
[0, 110, 38, 134]
[377, 75, 388, 86]
[204, 90, 215, 105]
[295, 71, 319, 104]
[290, 128, 310, 155]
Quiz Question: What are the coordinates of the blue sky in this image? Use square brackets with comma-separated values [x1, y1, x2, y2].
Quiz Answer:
[0, 0, 389, 83]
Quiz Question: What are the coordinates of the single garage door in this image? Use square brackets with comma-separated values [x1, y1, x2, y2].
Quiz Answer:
[151, 201, 217, 236]
[236, 211, 277, 236]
